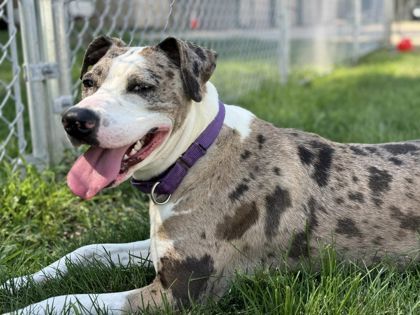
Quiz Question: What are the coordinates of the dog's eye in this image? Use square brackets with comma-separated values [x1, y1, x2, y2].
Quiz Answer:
[82, 78, 95, 88]
[128, 83, 155, 94]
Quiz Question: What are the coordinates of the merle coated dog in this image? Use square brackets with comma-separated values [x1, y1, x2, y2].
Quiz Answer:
[2, 36, 419, 314]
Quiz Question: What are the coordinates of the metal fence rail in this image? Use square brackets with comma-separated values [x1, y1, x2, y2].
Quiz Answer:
[0, 0, 393, 167]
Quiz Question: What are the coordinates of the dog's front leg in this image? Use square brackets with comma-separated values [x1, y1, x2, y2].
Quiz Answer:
[1, 240, 151, 292]
[3, 279, 171, 315]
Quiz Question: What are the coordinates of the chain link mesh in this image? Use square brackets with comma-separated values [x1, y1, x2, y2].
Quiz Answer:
[0, 0, 26, 166]
[66, 0, 284, 102]
[289, 0, 388, 70]
[65, 0, 390, 103]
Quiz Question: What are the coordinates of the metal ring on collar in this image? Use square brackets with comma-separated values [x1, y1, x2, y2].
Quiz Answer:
[150, 182, 171, 205]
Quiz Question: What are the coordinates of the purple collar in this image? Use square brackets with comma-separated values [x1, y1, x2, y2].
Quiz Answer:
[131, 101, 225, 204]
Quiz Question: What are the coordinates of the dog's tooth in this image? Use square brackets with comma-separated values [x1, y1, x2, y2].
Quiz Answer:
[123, 154, 129, 160]
[130, 149, 137, 156]
[134, 141, 142, 151]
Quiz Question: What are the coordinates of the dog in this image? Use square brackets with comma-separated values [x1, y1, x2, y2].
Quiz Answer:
[2, 36, 419, 314]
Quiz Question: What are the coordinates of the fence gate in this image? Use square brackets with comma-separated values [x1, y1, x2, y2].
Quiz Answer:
[18, 0, 72, 166]
[0, 0, 72, 168]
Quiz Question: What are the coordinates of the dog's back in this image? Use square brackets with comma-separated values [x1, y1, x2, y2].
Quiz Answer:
[153, 111, 419, 302]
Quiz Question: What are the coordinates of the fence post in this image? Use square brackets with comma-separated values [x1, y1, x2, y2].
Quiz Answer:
[36, 0, 72, 164]
[352, 0, 361, 63]
[384, 0, 394, 47]
[278, 0, 290, 84]
[51, 0, 74, 109]
[313, 0, 331, 71]
[18, 0, 50, 166]
[18, 0, 72, 166]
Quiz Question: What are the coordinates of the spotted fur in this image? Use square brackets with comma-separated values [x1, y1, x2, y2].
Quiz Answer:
[6, 37, 420, 315]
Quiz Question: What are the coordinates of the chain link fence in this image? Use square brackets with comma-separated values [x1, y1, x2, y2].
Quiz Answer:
[289, 0, 392, 70]
[66, 0, 392, 100]
[66, 0, 287, 102]
[0, 0, 394, 167]
[0, 0, 26, 167]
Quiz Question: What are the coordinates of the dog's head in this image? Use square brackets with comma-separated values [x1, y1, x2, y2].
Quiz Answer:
[62, 36, 217, 199]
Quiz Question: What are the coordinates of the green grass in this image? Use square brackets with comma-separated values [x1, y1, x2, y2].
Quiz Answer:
[1, 49, 420, 314]
[238, 50, 420, 143]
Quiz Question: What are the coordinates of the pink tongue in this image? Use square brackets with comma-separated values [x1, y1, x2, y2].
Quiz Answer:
[67, 145, 130, 199]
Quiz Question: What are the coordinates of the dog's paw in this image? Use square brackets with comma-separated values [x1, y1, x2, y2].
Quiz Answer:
[0, 275, 30, 293]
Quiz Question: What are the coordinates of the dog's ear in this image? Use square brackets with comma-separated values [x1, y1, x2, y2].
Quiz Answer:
[158, 37, 217, 102]
[80, 36, 126, 79]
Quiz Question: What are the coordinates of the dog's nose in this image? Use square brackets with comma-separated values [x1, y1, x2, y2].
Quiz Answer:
[62, 107, 99, 141]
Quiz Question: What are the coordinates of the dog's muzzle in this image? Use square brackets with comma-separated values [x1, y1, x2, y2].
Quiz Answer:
[62, 107, 100, 145]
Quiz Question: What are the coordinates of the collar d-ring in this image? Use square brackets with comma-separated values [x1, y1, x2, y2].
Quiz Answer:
[151, 182, 171, 205]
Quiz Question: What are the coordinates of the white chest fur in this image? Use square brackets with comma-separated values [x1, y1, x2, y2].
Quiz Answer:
[148, 201, 177, 271]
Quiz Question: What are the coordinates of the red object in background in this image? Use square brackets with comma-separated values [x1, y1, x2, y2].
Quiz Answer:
[397, 38, 413, 52]
[190, 18, 199, 30]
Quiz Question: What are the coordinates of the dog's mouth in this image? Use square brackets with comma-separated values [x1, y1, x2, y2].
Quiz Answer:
[119, 127, 167, 174]
[67, 127, 170, 200]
